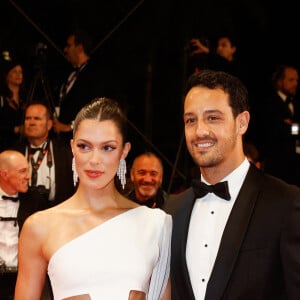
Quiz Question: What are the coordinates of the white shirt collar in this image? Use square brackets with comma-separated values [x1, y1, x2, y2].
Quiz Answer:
[0, 187, 18, 199]
[201, 158, 250, 201]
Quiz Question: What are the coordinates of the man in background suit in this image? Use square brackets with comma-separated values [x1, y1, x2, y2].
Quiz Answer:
[0, 150, 29, 300]
[13, 102, 75, 230]
[262, 64, 300, 186]
[53, 29, 113, 144]
[163, 70, 300, 299]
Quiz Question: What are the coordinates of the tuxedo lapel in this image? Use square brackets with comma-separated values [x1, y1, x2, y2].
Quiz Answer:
[51, 138, 74, 203]
[171, 188, 196, 299]
[205, 165, 262, 300]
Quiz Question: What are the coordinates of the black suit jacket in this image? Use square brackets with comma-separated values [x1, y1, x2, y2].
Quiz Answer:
[13, 136, 75, 230]
[163, 165, 300, 299]
[264, 92, 294, 144]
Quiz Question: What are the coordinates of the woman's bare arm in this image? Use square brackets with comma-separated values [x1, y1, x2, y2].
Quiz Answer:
[14, 213, 48, 300]
[161, 279, 171, 300]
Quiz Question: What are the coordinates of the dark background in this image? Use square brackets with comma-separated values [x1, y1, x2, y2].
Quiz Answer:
[0, 0, 299, 191]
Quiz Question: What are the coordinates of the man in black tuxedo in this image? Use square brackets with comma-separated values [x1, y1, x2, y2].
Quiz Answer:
[13, 102, 75, 230]
[163, 70, 300, 299]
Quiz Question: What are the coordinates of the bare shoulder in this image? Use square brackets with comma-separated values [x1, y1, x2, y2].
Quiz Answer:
[21, 208, 54, 239]
[21, 199, 72, 237]
[19, 199, 77, 259]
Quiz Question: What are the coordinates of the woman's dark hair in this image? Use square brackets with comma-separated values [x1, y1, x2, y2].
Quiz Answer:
[0, 60, 26, 100]
[73, 97, 128, 143]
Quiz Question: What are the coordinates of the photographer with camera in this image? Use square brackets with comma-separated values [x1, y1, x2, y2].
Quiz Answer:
[12, 102, 75, 230]
[188, 33, 247, 84]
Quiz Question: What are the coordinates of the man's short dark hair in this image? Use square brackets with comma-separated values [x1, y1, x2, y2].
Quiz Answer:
[71, 29, 95, 56]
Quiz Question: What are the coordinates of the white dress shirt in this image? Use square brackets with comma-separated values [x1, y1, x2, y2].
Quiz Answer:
[0, 188, 19, 267]
[186, 158, 250, 299]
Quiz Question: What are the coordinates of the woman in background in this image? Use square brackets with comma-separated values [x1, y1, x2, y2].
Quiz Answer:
[0, 58, 26, 151]
[15, 97, 172, 300]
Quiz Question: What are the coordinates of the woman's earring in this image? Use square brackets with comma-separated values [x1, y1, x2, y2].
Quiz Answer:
[117, 159, 127, 190]
[72, 157, 78, 186]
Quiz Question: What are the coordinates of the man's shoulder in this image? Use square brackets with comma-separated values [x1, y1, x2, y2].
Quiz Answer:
[246, 165, 300, 201]
[163, 188, 194, 216]
[78, 59, 102, 77]
[262, 172, 300, 194]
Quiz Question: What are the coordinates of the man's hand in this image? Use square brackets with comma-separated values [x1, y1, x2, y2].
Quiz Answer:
[189, 38, 210, 56]
[53, 119, 72, 133]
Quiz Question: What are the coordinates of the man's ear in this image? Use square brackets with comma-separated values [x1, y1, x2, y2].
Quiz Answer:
[0, 169, 8, 180]
[238, 111, 250, 134]
[77, 43, 85, 53]
[130, 168, 134, 182]
[48, 119, 53, 131]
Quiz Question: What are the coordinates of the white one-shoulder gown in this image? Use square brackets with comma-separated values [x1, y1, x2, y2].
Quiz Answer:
[48, 206, 172, 300]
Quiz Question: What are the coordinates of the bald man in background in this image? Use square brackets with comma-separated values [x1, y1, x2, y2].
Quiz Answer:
[0, 150, 29, 300]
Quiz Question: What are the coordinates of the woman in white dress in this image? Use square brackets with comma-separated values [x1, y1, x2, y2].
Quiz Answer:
[15, 97, 172, 300]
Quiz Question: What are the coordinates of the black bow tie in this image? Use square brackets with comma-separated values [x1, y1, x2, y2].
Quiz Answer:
[30, 147, 43, 155]
[192, 179, 231, 201]
[2, 195, 19, 202]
